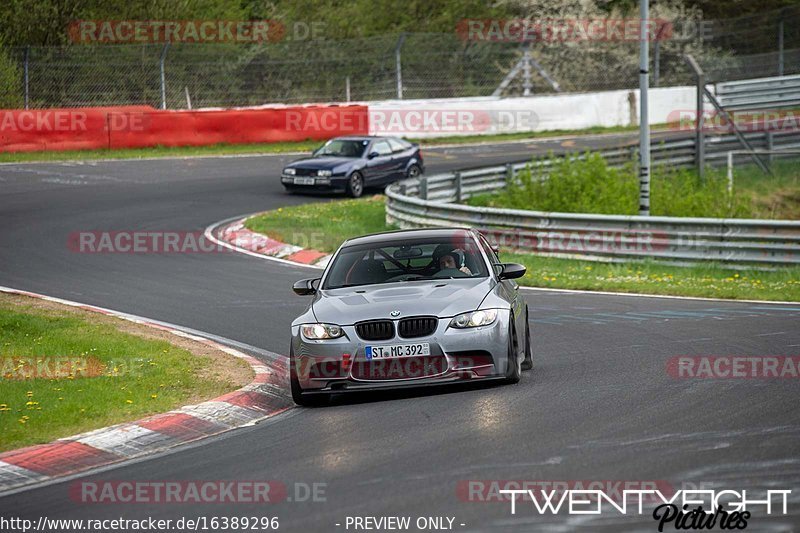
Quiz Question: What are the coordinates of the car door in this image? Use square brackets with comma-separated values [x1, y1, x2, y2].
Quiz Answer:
[363, 140, 394, 184]
[387, 137, 411, 180]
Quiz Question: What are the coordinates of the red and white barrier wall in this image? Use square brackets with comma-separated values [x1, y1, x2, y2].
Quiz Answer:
[0, 104, 369, 152]
[0, 86, 711, 152]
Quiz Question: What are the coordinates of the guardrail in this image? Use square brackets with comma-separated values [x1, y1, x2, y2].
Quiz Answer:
[385, 136, 800, 266]
[716, 74, 800, 111]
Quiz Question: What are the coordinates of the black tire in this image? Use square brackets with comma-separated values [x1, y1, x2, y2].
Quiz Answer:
[283, 186, 297, 194]
[346, 172, 364, 198]
[521, 306, 533, 371]
[504, 319, 521, 384]
[406, 164, 422, 179]
[289, 349, 329, 407]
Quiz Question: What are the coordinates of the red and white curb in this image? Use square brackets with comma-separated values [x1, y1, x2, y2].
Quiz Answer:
[207, 216, 331, 269]
[0, 286, 292, 494]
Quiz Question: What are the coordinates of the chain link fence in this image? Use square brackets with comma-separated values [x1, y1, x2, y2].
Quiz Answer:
[2, 6, 799, 109]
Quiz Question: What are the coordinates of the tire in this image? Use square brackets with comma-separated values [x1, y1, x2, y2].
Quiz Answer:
[406, 164, 422, 179]
[346, 172, 364, 198]
[289, 348, 329, 407]
[521, 306, 533, 371]
[283, 186, 296, 194]
[504, 318, 521, 384]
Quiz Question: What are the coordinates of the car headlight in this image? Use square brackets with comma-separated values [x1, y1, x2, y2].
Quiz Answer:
[449, 309, 498, 329]
[301, 323, 344, 340]
[317, 170, 332, 177]
[284, 168, 296, 175]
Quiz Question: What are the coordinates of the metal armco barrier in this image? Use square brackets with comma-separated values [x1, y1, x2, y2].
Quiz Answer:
[385, 136, 800, 266]
[716, 74, 800, 111]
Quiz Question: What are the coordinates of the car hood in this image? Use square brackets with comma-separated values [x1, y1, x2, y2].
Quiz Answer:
[311, 278, 494, 325]
[287, 157, 358, 171]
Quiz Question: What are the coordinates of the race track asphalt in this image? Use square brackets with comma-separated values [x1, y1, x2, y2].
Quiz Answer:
[1, 133, 799, 532]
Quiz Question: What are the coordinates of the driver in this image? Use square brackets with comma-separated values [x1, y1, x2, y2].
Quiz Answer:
[433, 246, 472, 276]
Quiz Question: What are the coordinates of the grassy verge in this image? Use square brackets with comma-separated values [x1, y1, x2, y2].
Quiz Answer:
[467, 153, 800, 220]
[0, 293, 252, 452]
[244, 198, 800, 302]
[0, 122, 656, 164]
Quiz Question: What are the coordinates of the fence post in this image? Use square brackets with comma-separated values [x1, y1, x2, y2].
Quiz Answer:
[765, 131, 774, 163]
[685, 55, 705, 180]
[522, 46, 532, 96]
[345, 76, 351, 102]
[778, 16, 785, 76]
[454, 172, 462, 203]
[505, 163, 514, 187]
[653, 40, 660, 88]
[419, 177, 427, 200]
[395, 33, 406, 99]
[23, 46, 30, 109]
[160, 42, 170, 110]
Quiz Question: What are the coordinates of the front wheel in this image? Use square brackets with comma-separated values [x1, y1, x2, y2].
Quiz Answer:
[504, 319, 521, 384]
[406, 164, 422, 179]
[521, 306, 533, 371]
[346, 172, 364, 198]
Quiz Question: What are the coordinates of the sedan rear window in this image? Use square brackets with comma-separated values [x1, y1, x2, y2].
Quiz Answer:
[323, 236, 488, 290]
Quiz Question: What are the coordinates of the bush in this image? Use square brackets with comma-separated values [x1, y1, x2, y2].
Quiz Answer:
[468, 152, 754, 218]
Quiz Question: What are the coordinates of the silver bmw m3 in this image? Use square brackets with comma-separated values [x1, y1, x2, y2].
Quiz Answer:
[289, 227, 532, 405]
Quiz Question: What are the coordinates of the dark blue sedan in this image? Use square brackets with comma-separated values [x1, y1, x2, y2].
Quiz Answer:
[281, 136, 424, 197]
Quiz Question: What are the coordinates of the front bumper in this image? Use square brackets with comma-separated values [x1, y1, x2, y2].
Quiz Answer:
[290, 311, 511, 393]
[281, 174, 347, 192]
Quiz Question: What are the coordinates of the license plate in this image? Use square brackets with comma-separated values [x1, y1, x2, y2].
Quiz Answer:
[293, 177, 315, 185]
[365, 343, 430, 360]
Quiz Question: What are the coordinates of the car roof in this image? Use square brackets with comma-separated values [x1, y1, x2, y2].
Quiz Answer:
[342, 227, 477, 248]
[330, 135, 403, 142]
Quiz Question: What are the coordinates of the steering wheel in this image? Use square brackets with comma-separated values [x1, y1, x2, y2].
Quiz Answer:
[432, 268, 468, 279]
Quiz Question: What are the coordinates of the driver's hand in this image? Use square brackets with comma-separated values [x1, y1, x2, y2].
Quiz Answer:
[459, 266, 472, 275]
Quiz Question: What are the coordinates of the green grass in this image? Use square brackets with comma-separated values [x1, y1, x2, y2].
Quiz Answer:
[245, 195, 393, 252]
[0, 141, 323, 164]
[0, 297, 248, 452]
[244, 198, 800, 301]
[0, 122, 660, 164]
[466, 153, 800, 220]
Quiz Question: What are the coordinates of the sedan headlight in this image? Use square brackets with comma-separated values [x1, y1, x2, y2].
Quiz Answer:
[449, 309, 498, 329]
[301, 323, 344, 340]
[316, 170, 333, 177]
[284, 168, 296, 175]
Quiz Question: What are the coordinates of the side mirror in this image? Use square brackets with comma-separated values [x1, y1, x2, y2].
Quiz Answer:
[498, 263, 526, 280]
[368, 151, 379, 159]
[292, 278, 320, 296]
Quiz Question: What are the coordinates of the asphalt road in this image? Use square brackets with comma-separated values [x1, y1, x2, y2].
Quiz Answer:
[1, 133, 799, 532]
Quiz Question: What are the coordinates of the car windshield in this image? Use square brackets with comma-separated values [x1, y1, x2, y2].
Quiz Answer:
[322, 235, 489, 290]
[314, 139, 368, 158]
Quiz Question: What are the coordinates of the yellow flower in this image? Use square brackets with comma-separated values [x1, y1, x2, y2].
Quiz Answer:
[150, 394, 158, 399]
[125, 399, 133, 404]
